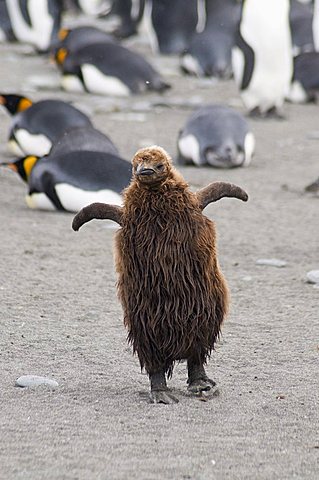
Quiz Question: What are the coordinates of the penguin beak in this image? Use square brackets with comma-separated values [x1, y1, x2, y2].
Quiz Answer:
[136, 164, 156, 176]
[0, 162, 17, 172]
[0, 96, 5, 105]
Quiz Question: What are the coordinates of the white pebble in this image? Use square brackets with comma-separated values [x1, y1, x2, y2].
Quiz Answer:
[256, 258, 287, 268]
[15, 375, 58, 389]
[306, 270, 319, 284]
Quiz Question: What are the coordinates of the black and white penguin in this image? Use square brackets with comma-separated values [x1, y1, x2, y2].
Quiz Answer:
[0, 94, 93, 156]
[55, 42, 170, 96]
[144, 0, 198, 54]
[110, 0, 145, 38]
[5, 0, 62, 52]
[3, 151, 132, 212]
[52, 25, 115, 56]
[287, 51, 319, 102]
[177, 104, 255, 168]
[232, 0, 293, 116]
[181, 0, 241, 78]
[50, 126, 119, 156]
[290, 0, 314, 55]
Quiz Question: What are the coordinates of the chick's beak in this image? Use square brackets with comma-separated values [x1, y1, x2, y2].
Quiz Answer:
[136, 164, 156, 176]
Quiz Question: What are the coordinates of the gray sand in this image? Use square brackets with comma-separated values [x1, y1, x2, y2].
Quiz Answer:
[0, 24, 318, 480]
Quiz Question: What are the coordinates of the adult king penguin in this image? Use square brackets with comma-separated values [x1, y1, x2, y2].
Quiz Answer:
[3, 151, 132, 212]
[232, 0, 293, 117]
[0, 94, 92, 156]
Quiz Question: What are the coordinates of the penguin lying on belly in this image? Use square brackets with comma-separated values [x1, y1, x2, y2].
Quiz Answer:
[177, 104, 255, 168]
[52, 25, 115, 56]
[54, 42, 170, 96]
[2, 150, 132, 212]
[50, 126, 119, 157]
[181, 0, 240, 79]
[0, 94, 92, 156]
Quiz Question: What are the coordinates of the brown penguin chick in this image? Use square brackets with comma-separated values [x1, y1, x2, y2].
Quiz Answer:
[72, 146, 248, 404]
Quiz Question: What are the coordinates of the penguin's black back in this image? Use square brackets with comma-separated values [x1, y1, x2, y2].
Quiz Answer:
[52, 26, 114, 55]
[63, 42, 165, 93]
[13, 100, 92, 140]
[29, 150, 132, 194]
[50, 127, 119, 156]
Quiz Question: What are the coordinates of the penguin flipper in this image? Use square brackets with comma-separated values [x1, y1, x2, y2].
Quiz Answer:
[196, 182, 248, 210]
[72, 203, 123, 231]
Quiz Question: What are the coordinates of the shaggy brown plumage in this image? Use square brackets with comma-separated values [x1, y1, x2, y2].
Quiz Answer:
[72, 146, 248, 403]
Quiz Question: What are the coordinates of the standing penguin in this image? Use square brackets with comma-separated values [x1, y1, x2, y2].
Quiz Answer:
[232, 0, 293, 117]
[146, 0, 198, 54]
[5, 0, 62, 52]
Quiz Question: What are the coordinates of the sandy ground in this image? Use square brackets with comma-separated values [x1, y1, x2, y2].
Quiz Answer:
[0, 15, 318, 480]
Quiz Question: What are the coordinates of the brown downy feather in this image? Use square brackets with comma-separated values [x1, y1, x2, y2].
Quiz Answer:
[115, 161, 229, 377]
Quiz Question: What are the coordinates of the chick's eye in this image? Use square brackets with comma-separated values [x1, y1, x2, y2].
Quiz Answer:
[157, 164, 164, 170]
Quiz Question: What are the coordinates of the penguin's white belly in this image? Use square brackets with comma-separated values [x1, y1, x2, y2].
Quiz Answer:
[178, 134, 201, 165]
[14, 129, 52, 156]
[55, 184, 123, 212]
[61, 75, 85, 93]
[26, 193, 56, 211]
[81, 64, 131, 97]
[243, 132, 255, 166]
[242, 53, 292, 111]
[287, 81, 308, 103]
[181, 54, 203, 76]
[7, 138, 25, 156]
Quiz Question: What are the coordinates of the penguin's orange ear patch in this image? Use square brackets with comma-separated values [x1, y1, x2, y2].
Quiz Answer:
[58, 28, 69, 41]
[56, 47, 68, 64]
[18, 98, 33, 112]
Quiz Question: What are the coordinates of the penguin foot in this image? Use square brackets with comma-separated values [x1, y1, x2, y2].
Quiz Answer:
[149, 389, 179, 404]
[248, 107, 285, 120]
[187, 377, 216, 394]
[305, 177, 319, 193]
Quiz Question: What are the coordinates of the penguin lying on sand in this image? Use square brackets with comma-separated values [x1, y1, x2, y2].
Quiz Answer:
[2, 150, 132, 212]
[0, 94, 92, 156]
[232, 0, 293, 117]
[4, 0, 62, 52]
[181, 0, 240, 79]
[177, 104, 255, 168]
[50, 126, 119, 157]
[54, 41, 170, 96]
[52, 25, 115, 56]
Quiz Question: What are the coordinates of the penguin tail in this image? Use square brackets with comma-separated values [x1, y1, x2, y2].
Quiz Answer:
[150, 79, 171, 93]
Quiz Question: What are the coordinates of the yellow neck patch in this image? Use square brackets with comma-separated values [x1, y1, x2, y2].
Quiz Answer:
[24, 156, 38, 178]
[56, 47, 68, 64]
[58, 28, 69, 41]
[18, 98, 33, 112]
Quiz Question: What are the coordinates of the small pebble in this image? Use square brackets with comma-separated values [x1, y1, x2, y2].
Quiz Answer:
[306, 270, 319, 284]
[256, 258, 287, 268]
[15, 375, 58, 389]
